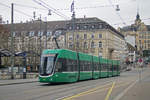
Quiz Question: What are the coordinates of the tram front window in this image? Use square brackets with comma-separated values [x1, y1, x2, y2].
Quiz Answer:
[40, 54, 57, 76]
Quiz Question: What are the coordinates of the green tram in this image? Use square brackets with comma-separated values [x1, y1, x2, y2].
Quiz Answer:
[39, 49, 120, 83]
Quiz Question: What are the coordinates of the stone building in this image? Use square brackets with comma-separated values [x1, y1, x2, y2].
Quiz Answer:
[66, 17, 126, 60]
[119, 13, 150, 54]
[2, 17, 127, 71]
[3, 20, 68, 71]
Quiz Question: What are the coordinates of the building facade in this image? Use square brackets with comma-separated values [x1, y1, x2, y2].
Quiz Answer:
[120, 13, 150, 55]
[3, 20, 68, 71]
[66, 17, 126, 60]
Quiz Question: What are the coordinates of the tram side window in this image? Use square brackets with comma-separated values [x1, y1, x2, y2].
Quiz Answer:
[88, 61, 92, 71]
[101, 63, 107, 71]
[80, 60, 92, 71]
[72, 59, 77, 71]
[110, 64, 113, 71]
[65, 59, 77, 72]
[113, 65, 118, 71]
[87, 61, 91, 71]
[93, 62, 96, 71]
[101, 63, 104, 71]
[95, 62, 99, 71]
[80, 60, 84, 71]
[113, 65, 116, 71]
[55, 58, 66, 72]
[84, 61, 87, 71]
[66, 59, 72, 71]
[107, 64, 110, 71]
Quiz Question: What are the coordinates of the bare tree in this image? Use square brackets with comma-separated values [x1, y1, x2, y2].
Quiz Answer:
[0, 24, 9, 49]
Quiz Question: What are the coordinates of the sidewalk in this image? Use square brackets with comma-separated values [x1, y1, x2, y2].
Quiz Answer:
[0, 78, 38, 86]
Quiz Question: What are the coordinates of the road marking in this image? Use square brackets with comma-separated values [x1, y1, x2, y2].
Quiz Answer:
[69, 81, 131, 98]
[62, 82, 113, 100]
[62, 80, 133, 100]
[105, 81, 115, 100]
[114, 80, 138, 100]
[55, 94, 74, 100]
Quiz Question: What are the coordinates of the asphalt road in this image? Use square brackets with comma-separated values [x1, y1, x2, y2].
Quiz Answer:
[0, 68, 150, 100]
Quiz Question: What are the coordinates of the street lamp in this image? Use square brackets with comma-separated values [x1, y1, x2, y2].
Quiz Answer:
[44, 17, 47, 49]
[10, 3, 14, 79]
[39, 14, 42, 55]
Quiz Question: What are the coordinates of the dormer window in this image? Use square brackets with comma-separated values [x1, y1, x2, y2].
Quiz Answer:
[47, 31, 52, 36]
[38, 31, 43, 36]
[99, 24, 102, 29]
[76, 26, 80, 30]
[29, 31, 34, 37]
[69, 26, 72, 30]
[84, 25, 88, 29]
[91, 25, 95, 29]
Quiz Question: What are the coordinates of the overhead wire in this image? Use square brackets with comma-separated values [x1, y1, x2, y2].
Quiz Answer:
[32, 0, 70, 20]
[14, 3, 117, 11]
[14, 3, 46, 10]
[108, 0, 126, 25]
[1, 1, 150, 26]
[0, 2, 33, 18]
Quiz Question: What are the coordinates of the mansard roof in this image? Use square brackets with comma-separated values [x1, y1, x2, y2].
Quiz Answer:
[3, 17, 124, 38]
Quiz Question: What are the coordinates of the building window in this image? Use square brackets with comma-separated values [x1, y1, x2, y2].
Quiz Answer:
[99, 41, 102, 48]
[47, 31, 52, 36]
[69, 26, 72, 30]
[69, 35, 73, 40]
[91, 41, 94, 48]
[99, 34, 102, 38]
[84, 42, 88, 48]
[38, 31, 43, 36]
[76, 42, 79, 48]
[99, 24, 102, 29]
[69, 42, 73, 48]
[84, 25, 88, 29]
[76, 26, 80, 30]
[91, 25, 95, 29]
[91, 34, 94, 39]
[76, 34, 79, 39]
[13, 32, 16, 37]
[29, 31, 34, 37]
[84, 34, 87, 39]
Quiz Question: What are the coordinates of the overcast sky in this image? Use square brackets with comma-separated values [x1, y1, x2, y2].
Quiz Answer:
[0, 0, 150, 28]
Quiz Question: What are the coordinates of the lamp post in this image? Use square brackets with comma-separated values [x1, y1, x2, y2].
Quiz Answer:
[44, 17, 47, 49]
[10, 3, 14, 79]
[40, 14, 42, 55]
